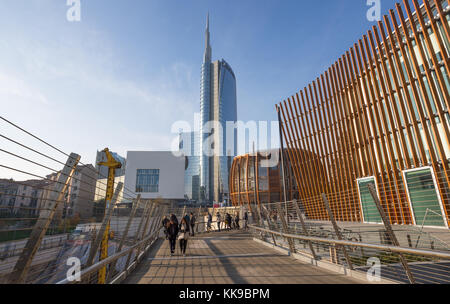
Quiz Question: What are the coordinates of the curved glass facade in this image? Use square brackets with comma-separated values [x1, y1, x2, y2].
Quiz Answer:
[229, 149, 301, 207]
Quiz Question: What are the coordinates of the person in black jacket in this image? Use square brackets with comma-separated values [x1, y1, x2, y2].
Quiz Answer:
[244, 212, 248, 230]
[162, 216, 170, 239]
[170, 214, 178, 225]
[189, 212, 196, 236]
[167, 218, 179, 256]
[235, 212, 240, 230]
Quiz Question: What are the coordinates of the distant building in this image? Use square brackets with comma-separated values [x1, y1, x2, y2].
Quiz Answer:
[229, 149, 302, 207]
[179, 131, 200, 202]
[199, 14, 237, 203]
[43, 164, 96, 221]
[124, 151, 185, 205]
[0, 179, 52, 216]
[95, 150, 126, 180]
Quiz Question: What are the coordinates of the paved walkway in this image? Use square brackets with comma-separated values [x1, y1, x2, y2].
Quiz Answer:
[125, 230, 362, 284]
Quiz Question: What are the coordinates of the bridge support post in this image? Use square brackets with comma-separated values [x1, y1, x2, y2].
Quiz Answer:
[321, 194, 353, 270]
[124, 201, 152, 273]
[368, 184, 416, 284]
[106, 194, 141, 283]
[135, 203, 157, 259]
[293, 199, 318, 260]
[86, 183, 123, 283]
[276, 202, 296, 254]
[262, 205, 277, 246]
[8, 153, 80, 284]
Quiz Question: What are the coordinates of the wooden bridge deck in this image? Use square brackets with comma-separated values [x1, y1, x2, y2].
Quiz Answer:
[124, 230, 362, 284]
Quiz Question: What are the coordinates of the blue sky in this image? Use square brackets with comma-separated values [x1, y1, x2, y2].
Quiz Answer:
[0, 0, 399, 180]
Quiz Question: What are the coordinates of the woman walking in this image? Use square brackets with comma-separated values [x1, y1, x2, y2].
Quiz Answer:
[179, 218, 190, 256]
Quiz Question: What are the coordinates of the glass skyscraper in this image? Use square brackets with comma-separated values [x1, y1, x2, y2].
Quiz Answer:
[199, 14, 237, 204]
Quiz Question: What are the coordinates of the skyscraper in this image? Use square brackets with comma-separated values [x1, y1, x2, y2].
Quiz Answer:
[199, 14, 237, 204]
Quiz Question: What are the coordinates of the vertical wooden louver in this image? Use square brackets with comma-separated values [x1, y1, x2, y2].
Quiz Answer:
[276, 0, 450, 226]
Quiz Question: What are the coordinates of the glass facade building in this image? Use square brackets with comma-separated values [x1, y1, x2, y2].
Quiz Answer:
[199, 14, 237, 204]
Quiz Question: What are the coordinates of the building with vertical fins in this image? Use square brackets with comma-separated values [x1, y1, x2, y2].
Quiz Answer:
[199, 14, 237, 204]
[273, 0, 450, 229]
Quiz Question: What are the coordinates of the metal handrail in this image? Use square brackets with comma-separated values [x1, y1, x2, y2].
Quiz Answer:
[248, 224, 450, 260]
[56, 226, 164, 284]
[56, 219, 216, 284]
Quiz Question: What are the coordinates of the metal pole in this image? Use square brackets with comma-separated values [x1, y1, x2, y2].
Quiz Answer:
[135, 203, 157, 260]
[124, 201, 152, 272]
[261, 205, 277, 246]
[292, 199, 318, 260]
[276, 202, 296, 253]
[277, 109, 289, 223]
[86, 183, 123, 269]
[321, 193, 353, 270]
[9, 153, 80, 284]
[368, 184, 416, 284]
[106, 195, 141, 282]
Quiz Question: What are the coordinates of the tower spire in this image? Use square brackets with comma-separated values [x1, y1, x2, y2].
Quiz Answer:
[204, 12, 212, 63]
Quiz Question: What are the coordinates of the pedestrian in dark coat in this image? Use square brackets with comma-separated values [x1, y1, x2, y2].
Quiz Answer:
[189, 212, 196, 236]
[162, 216, 170, 239]
[167, 219, 179, 256]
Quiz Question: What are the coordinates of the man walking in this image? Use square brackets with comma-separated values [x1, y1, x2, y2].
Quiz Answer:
[244, 211, 248, 230]
[189, 212, 196, 236]
[167, 218, 179, 256]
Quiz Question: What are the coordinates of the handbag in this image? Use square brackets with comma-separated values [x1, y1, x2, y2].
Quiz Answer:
[178, 233, 185, 240]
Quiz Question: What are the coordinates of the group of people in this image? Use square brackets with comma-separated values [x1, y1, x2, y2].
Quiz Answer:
[162, 210, 249, 256]
[162, 212, 196, 256]
[208, 211, 248, 232]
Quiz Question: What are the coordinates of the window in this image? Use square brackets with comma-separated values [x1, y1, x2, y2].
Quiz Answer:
[136, 169, 160, 193]
[403, 167, 447, 228]
[357, 177, 382, 224]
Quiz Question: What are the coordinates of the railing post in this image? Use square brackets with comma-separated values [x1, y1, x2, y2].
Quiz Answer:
[106, 195, 141, 283]
[86, 183, 124, 267]
[293, 199, 318, 260]
[276, 202, 296, 254]
[124, 200, 152, 273]
[8, 153, 80, 284]
[368, 184, 416, 284]
[261, 205, 277, 246]
[196, 206, 201, 233]
[134, 202, 157, 261]
[321, 193, 353, 270]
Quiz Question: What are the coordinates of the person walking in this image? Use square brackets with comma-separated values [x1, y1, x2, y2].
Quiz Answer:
[235, 212, 240, 230]
[216, 212, 221, 232]
[162, 216, 170, 239]
[226, 213, 232, 230]
[244, 211, 248, 230]
[167, 218, 179, 256]
[170, 213, 179, 225]
[189, 212, 196, 236]
[179, 218, 190, 256]
[184, 213, 190, 226]
[207, 212, 212, 232]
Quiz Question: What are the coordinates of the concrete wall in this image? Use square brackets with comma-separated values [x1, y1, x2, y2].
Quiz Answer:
[124, 151, 185, 200]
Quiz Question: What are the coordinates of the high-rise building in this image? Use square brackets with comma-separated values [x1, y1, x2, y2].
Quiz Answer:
[179, 131, 200, 201]
[199, 14, 237, 204]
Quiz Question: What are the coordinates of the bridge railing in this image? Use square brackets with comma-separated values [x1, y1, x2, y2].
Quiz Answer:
[247, 199, 450, 284]
[0, 115, 215, 284]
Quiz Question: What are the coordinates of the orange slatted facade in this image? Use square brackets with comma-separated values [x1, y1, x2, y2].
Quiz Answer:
[275, 0, 450, 227]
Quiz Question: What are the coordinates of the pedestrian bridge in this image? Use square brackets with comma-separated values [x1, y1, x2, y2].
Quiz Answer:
[124, 230, 360, 284]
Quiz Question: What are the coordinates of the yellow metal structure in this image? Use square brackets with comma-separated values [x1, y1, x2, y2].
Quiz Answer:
[97, 148, 121, 284]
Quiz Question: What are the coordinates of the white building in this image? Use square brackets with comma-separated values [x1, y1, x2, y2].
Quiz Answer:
[124, 151, 185, 202]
